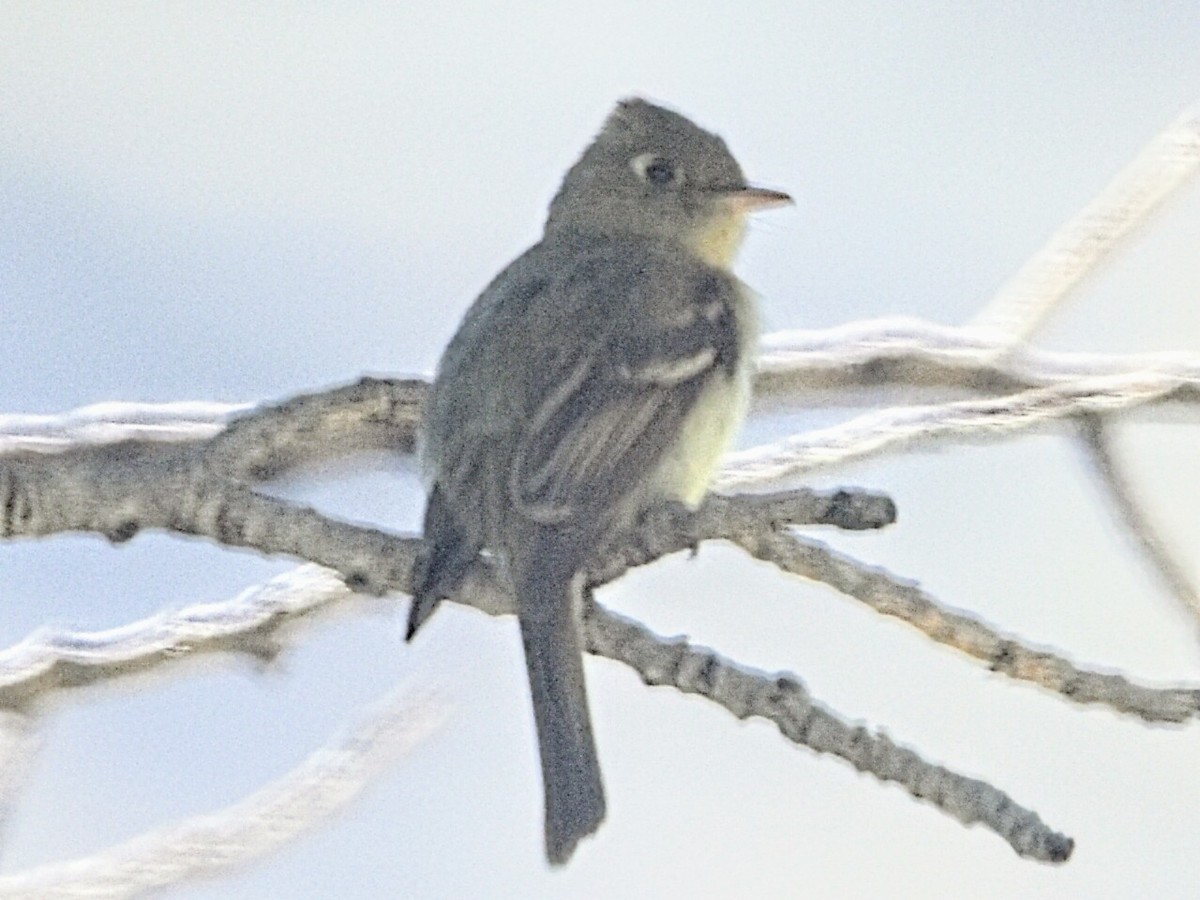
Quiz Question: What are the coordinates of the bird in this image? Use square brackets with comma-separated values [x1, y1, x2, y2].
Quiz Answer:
[405, 97, 790, 865]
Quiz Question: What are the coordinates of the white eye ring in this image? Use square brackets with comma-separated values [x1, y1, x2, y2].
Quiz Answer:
[631, 152, 681, 186]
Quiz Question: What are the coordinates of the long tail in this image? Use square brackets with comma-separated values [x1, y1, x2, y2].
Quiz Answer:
[515, 537, 606, 865]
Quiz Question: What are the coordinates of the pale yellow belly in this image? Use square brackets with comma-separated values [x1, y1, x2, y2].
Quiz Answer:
[651, 282, 757, 508]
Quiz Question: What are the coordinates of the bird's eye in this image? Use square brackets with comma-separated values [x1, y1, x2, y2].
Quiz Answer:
[631, 153, 680, 186]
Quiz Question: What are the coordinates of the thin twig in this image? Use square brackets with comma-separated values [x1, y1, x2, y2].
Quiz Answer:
[586, 607, 1073, 863]
[1077, 413, 1200, 623]
[750, 528, 1200, 723]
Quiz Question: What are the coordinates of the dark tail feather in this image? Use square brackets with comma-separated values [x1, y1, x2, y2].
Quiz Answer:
[407, 485, 477, 641]
[516, 546, 606, 865]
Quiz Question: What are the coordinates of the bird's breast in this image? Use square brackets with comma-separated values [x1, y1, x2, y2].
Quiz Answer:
[651, 280, 757, 507]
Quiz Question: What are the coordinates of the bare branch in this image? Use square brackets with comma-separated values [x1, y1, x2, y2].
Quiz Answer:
[756, 318, 1200, 404]
[0, 487, 1081, 860]
[724, 368, 1200, 489]
[754, 529, 1200, 723]
[0, 91, 1195, 893]
[0, 316, 1195, 870]
[7, 329, 1200, 481]
[0, 490, 889, 707]
[1077, 414, 1200, 622]
[0, 442, 421, 596]
[0, 379, 425, 479]
[3, 416, 1191, 726]
[0, 402, 248, 454]
[0, 686, 448, 899]
[586, 606, 1073, 863]
[590, 496, 1200, 723]
[971, 104, 1200, 341]
[0, 567, 369, 708]
[204, 378, 426, 481]
[5, 337, 1198, 517]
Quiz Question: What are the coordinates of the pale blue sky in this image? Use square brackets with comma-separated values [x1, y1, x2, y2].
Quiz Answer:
[2, 4, 1199, 898]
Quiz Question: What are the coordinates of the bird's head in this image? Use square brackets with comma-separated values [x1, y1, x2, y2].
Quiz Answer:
[545, 98, 791, 268]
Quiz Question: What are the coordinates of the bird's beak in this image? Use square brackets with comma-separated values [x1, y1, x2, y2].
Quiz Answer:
[720, 185, 793, 213]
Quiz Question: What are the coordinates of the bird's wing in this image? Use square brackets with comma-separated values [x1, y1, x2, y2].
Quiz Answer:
[510, 258, 741, 524]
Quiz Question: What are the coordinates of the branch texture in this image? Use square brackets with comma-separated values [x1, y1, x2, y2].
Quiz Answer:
[5, 99, 1200, 882]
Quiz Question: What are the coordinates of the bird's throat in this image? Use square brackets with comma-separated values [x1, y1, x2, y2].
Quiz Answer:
[687, 213, 748, 270]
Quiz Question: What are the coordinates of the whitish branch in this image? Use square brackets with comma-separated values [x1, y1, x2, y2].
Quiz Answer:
[0, 686, 447, 899]
[0, 567, 374, 707]
[0, 401, 249, 454]
[970, 104, 1200, 342]
[755, 318, 1200, 404]
[4, 332, 1199, 501]
[724, 366, 1200, 489]
[1, 373, 1194, 726]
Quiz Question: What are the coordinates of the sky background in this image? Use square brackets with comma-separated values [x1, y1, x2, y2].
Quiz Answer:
[2, 3, 1200, 898]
